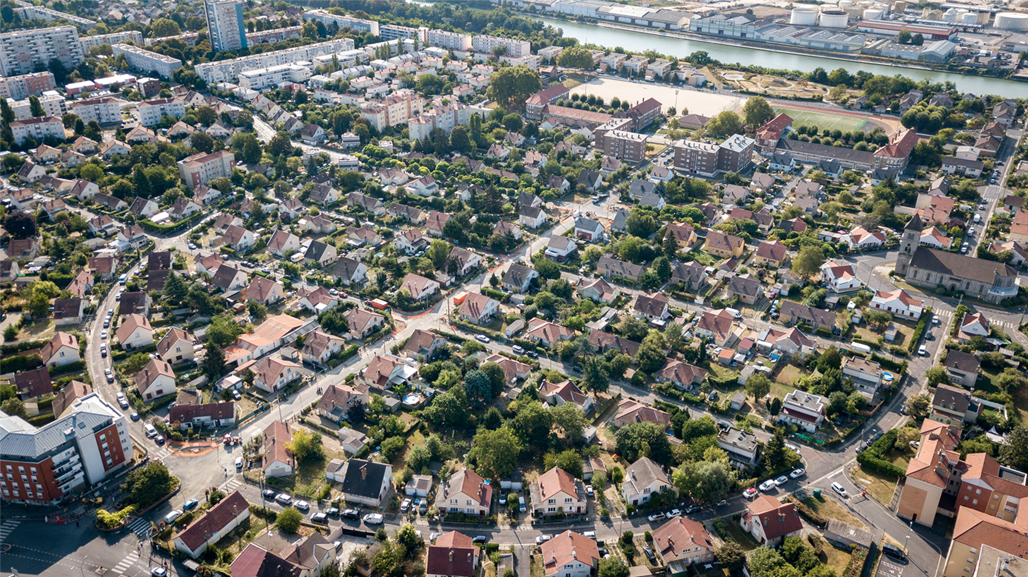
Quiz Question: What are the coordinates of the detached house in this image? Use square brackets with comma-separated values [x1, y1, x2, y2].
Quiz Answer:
[399, 273, 441, 301]
[116, 314, 154, 350]
[519, 205, 547, 229]
[253, 357, 302, 393]
[246, 277, 285, 305]
[652, 516, 715, 574]
[502, 263, 539, 293]
[223, 224, 256, 252]
[622, 457, 675, 507]
[135, 358, 176, 401]
[778, 390, 826, 432]
[538, 379, 594, 414]
[330, 257, 368, 287]
[435, 467, 492, 517]
[325, 458, 392, 507]
[871, 289, 924, 320]
[267, 229, 301, 257]
[459, 293, 501, 325]
[530, 467, 586, 517]
[301, 331, 347, 366]
[402, 329, 448, 360]
[344, 308, 386, 340]
[741, 495, 803, 546]
[540, 531, 599, 577]
[157, 328, 195, 365]
[304, 240, 338, 268]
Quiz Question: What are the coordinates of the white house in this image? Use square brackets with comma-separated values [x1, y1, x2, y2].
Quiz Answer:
[778, 390, 826, 432]
[252, 357, 302, 393]
[529, 467, 585, 517]
[135, 358, 176, 401]
[740, 495, 803, 547]
[820, 260, 861, 293]
[842, 226, 886, 249]
[157, 328, 194, 365]
[871, 289, 924, 320]
[223, 224, 256, 251]
[519, 205, 547, 229]
[40, 332, 80, 368]
[261, 420, 294, 477]
[116, 314, 154, 350]
[458, 293, 501, 325]
[621, 457, 675, 507]
[267, 229, 301, 257]
[434, 467, 492, 517]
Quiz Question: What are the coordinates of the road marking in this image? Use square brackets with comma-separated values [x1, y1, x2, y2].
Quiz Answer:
[0, 519, 19, 542]
[220, 478, 242, 493]
[111, 551, 139, 574]
[127, 517, 152, 539]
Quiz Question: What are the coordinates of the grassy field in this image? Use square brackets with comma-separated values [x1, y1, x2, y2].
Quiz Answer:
[774, 106, 868, 133]
[801, 495, 865, 528]
[822, 543, 854, 575]
[722, 521, 761, 551]
[851, 464, 900, 506]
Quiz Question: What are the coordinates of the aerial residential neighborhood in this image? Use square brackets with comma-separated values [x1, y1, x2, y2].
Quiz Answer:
[0, 0, 1027, 577]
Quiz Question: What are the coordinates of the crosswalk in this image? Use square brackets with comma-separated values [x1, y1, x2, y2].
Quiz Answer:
[0, 519, 19, 542]
[219, 477, 242, 494]
[934, 307, 1019, 330]
[150, 445, 173, 461]
[127, 517, 152, 539]
[110, 551, 140, 575]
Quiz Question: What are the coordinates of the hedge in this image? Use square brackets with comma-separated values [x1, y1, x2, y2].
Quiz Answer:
[870, 354, 905, 372]
[1, 338, 52, 354]
[842, 548, 867, 577]
[856, 429, 906, 479]
[907, 307, 932, 353]
[4, 353, 43, 372]
[49, 360, 87, 377]
[785, 496, 827, 527]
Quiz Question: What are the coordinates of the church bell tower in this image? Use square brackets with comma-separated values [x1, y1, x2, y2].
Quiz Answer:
[896, 215, 922, 277]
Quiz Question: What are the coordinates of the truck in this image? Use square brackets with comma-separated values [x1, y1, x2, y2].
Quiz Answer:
[453, 292, 468, 306]
[368, 298, 390, 311]
[851, 343, 872, 354]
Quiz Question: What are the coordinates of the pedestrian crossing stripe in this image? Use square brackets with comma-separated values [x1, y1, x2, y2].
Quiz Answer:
[0, 520, 19, 542]
[111, 551, 139, 574]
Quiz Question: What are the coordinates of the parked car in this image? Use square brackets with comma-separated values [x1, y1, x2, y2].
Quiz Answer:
[789, 468, 806, 479]
[295, 500, 310, 512]
[342, 509, 360, 520]
[326, 507, 340, 517]
[668, 508, 682, 517]
[743, 487, 758, 499]
[275, 493, 292, 505]
[775, 476, 789, 487]
[525, 350, 539, 359]
[832, 482, 849, 498]
[263, 489, 276, 499]
[475, 334, 491, 343]
[151, 568, 168, 577]
[401, 499, 412, 513]
[183, 499, 199, 512]
[164, 510, 183, 524]
[882, 543, 906, 560]
[759, 479, 777, 492]
[472, 535, 488, 544]
[536, 535, 552, 544]
[684, 505, 700, 514]
[363, 513, 384, 525]
[311, 513, 328, 524]
[647, 513, 666, 522]
[643, 546, 656, 562]
[512, 345, 525, 355]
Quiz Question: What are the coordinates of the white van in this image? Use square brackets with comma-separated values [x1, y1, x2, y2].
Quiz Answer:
[725, 308, 742, 320]
[144, 423, 158, 438]
[973, 213, 981, 223]
[118, 273, 128, 285]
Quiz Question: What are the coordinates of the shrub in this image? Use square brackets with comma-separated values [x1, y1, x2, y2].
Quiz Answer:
[842, 547, 867, 577]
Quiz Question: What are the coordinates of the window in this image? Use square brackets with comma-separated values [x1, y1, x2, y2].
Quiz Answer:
[976, 489, 981, 495]
[973, 499, 978, 505]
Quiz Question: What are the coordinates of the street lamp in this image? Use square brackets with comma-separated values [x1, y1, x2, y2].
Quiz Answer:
[79, 556, 88, 577]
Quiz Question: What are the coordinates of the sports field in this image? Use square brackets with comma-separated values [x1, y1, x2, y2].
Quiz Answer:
[774, 106, 868, 132]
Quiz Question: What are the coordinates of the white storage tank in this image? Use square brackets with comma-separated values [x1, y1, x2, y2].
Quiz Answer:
[863, 8, 883, 19]
[820, 9, 850, 27]
[791, 6, 819, 25]
[995, 12, 1028, 30]
[960, 12, 978, 24]
[840, 0, 854, 8]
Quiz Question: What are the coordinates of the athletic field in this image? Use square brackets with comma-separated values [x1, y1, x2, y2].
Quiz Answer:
[774, 106, 868, 133]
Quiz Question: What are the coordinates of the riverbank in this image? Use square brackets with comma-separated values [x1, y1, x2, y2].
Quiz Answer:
[528, 14, 1028, 98]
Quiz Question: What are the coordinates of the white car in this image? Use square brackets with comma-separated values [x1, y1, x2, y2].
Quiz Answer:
[647, 513, 665, 522]
[535, 534, 552, 544]
[832, 482, 849, 498]
[475, 334, 491, 344]
[100, 330, 107, 339]
[758, 479, 777, 492]
[918, 345, 927, 356]
[363, 513, 384, 525]
[774, 476, 789, 487]
[789, 468, 806, 479]
[668, 508, 682, 517]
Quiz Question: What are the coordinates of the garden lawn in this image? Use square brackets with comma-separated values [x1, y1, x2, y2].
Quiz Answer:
[774, 364, 805, 387]
[722, 521, 760, 551]
[977, 368, 1003, 396]
[850, 464, 899, 506]
[821, 543, 853, 575]
[800, 495, 864, 528]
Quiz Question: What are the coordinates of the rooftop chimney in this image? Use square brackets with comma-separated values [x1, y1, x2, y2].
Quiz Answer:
[361, 464, 367, 480]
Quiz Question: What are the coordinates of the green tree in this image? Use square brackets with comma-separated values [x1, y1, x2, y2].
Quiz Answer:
[464, 369, 493, 409]
[636, 338, 666, 373]
[582, 355, 610, 394]
[748, 547, 787, 577]
[232, 132, 262, 164]
[544, 449, 584, 479]
[469, 427, 522, 479]
[81, 163, 104, 181]
[27, 291, 50, 318]
[202, 344, 226, 381]
[764, 428, 787, 471]
[897, 29, 912, 44]
[1003, 426, 1028, 471]
[28, 95, 44, 117]
[0, 398, 28, 419]
[486, 65, 542, 110]
[162, 272, 188, 306]
[597, 558, 630, 577]
[208, 313, 244, 347]
[276, 507, 303, 533]
[450, 125, 472, 154]
[791, 245, 825, 282]
[268, 130, 293, 157]
[286, 429, 324, 463]
[427, 239, 450, 269]
[743, 96, 774, 128]
[615, 422, 673, 465]
[195, 106, 217, 126]
[768, 396, 782, 416]
[707, 111, 742, 137]
[121, 462, 174, 506]
[248, 300, 268, 323]
[556, 46, 596, 70]
[745, 372, 771, 400]
[4, 211, 36, 238]
[926, 366, 949, 386]
[716, 542, 746, 571]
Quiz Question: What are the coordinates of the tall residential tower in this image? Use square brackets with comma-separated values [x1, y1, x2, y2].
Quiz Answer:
[205, 0, 247, 53]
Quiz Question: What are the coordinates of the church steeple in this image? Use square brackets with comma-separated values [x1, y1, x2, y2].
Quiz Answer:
[896, 215, 921, 277]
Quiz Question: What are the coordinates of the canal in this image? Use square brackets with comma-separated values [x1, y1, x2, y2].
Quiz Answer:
[534, 16, 1026, 98]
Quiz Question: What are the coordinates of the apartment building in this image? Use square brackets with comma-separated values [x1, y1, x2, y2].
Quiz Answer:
[0, 72, 56, 100]
[472, 34, 531, 58]
[11, 92, 65, 120]
[778, 390, 826, 432]
[598, 130, 648, 163]
[673, 139, 720, 177]
[178, 150, 235, 189]
[426, 29, 472, 51]
[237, 63, 311, 90]
[304, 9, 380, 36]
[360, 93, 425, 132]
[718, 134, 756, 172]
[0, 393, 133, 505]
[380, 24, 422, 41]
[68, 97, 123, 126]
[407, 101, 486, 142]
[194, 37, 354, 84]
[10, 116, 64, 145]
[112, 44, 183, 79]
[0, 26, 84, 77]
[136, 98, 186, 127]
[525, 84, 570, 120]
[872, 128, 918, 172]
[12, 0, 95, 28]
[246, 26, 302, 45]
[205, 0, 247, 52]
[79, 30, 143, 52]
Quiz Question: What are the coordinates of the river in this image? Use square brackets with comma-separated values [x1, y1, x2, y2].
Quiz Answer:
[535, 16, 1025, 98]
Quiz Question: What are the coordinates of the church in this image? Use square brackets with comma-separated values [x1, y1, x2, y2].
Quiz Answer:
[895, 216, 1019, 304]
